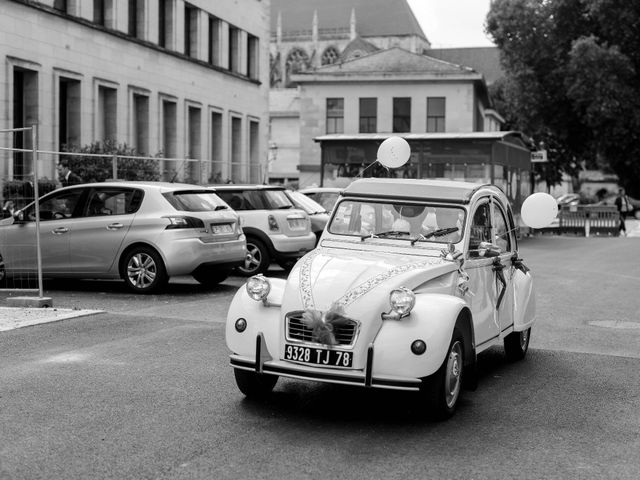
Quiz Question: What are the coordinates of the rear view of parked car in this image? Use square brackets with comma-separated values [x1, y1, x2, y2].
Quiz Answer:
[212, 185, 316, 275]
[0, 182, 246, 293]
[284, 190, 329, 244]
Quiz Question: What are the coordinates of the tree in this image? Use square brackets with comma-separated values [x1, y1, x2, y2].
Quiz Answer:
[486, 0, 640, 197]
[62, 141, 160, 183]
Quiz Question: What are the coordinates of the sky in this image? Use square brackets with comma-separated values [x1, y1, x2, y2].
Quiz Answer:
[407, 0, 494, 48]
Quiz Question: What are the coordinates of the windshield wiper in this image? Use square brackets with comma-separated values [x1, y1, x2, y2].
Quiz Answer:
[410, 227, 459, 245]
[277, 205, 293, 209]
[214, 205, 228, 210]
[361, 230, 409, 241]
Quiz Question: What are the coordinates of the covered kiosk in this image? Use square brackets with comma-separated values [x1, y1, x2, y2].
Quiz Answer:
[314, 131, 534, 214]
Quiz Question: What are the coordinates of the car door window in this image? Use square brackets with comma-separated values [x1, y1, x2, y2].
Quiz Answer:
[492, 201, 512, 253]
[468, 201, 492, 254]
[26, 189, 84, 221]
[84, 188, 137, 217]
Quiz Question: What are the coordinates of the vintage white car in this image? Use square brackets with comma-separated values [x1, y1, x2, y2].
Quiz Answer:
[225, 174, 548, 418]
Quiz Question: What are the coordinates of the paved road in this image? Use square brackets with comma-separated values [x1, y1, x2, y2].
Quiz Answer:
[1, 235, 639, 479]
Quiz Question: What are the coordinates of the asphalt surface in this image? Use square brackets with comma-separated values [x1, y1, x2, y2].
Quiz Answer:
[0, 232, 639, 479]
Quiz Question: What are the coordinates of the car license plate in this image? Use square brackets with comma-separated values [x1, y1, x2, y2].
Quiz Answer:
[284, 344, 353, 368]
[211, 223, 233, 234]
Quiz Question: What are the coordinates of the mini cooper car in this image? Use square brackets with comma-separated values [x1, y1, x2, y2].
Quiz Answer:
[226, 177, 538, 418]
[212, 185, 317, 275]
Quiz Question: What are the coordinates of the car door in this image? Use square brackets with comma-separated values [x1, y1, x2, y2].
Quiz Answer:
[490, 197, 517, 335]
[464, 198, 501, 347]
[0, 188, 85, 276]
[68, 187, 137, 274]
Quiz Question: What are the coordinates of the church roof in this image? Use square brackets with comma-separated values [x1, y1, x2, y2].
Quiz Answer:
[302, 47, 479, 77]
[341, 36, 380, 60]
[271, 0, 427, 40]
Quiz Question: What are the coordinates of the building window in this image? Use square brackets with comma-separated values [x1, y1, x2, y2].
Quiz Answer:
[132, 93, 149, 155]
[427, 97, 445, 132]
[208, 15, 220, 65]
[97, 85, 117, 142]
[209, 110, 223, 182]
[326, 98, 344, 134]
[249, 120, 260, 183]
[161, 99, 177, 181]
[247, 34, 259, 80]
[393, 97, 411, 133]
[321, 46, 340, 65]
[12, 68, 39, 179]
[228, 26, 240, 72]
[187, 106, 202, 182]
[93, 0, 105, 25]
[53, 0, 67, 12]
[159, 0, 173, 48]
[230, 116, 242, 181]
[285, 48, 309, 87]
[359, 98, 377, 133]
[128, 0, 138, 37]
[184, 3, 198, 57]
[59, 78, 81, 149]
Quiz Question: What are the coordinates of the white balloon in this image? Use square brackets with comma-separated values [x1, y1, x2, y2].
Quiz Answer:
[521, 192, 558, 229]
[377, 136, 410, 168]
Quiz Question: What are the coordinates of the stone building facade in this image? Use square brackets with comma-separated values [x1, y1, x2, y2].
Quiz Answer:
[1, 0, 270, 186]
[266, 0, 503, 186]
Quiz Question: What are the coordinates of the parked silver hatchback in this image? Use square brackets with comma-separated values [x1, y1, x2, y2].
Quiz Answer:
[0, 182, 246, 293]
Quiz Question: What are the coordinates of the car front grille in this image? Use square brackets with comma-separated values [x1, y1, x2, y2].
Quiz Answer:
[285, 310, 358, 346]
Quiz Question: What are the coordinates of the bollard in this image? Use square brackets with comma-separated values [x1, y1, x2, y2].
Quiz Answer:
[584, 212, 590, 237]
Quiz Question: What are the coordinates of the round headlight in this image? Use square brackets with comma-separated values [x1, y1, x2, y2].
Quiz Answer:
[246, 274, 271, 302]
[389, 287, 416, 317]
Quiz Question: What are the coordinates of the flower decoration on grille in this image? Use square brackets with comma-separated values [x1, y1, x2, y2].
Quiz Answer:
[301, 303, 351, 346]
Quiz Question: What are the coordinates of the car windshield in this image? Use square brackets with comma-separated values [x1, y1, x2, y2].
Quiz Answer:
[287, 191, 327, 214]
[162, 190, 229, 212]
[328, 199, 465, 244]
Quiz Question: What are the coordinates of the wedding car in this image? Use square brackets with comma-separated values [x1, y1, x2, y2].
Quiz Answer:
[225, 138, 553, 419]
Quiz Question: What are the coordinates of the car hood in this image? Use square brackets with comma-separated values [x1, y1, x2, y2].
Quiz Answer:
[281, 247, 457, 314]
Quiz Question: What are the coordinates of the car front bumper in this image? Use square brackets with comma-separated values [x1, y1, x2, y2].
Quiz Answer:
[229, 333, 422, 392]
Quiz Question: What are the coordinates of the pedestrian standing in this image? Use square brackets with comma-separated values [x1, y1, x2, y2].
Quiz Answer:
[57, 159, 83, 187]
[614, 187, 631, 236]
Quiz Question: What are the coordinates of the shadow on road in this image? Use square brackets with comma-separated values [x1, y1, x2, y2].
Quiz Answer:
[235, 346, 523, 425]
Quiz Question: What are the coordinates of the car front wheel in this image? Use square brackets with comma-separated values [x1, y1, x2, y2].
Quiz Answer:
[504, 327, 531, 361]
[421, 329, 464, 420]
[234, 369, 278, 398]
[237, 238, 270, 276]
[122, 246, 168, 294]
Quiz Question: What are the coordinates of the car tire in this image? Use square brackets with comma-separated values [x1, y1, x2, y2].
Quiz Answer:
[122, 246, 168, 294]
[420, 329, 464, 420]
[192, 267, 231, 287]
[504, 327, 531, 361]
[234, 369, 278, 398]
[237, 238, 270, 276]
